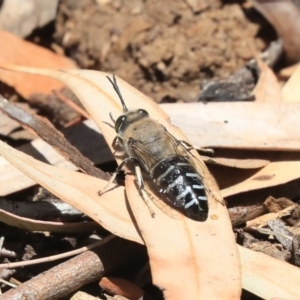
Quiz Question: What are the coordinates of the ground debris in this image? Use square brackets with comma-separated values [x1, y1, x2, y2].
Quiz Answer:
[55, 0, 268, 103]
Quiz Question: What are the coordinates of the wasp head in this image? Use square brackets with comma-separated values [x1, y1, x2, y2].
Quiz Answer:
[107, 75, 150, 134]
[115, 109, 149, 134]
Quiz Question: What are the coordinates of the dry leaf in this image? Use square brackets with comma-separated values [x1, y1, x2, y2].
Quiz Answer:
[0, 120, 112, 196]
[162, 102, 300, 150]
[0, 65, 241, 299]
[204, 156, 269, 169]
[3, 65, 300, 299]
[99, 277, 144, 300]
[278, 62, 300, 80]
[0, 140, 141, 243]
[0, 29, 77, 100]
[0, 208, 98, 233]
[221, 153, 300, 198]
[246, 204, 297, 228]
[126, 175, 241, 299]
[253, 56, 282, 103]
[282, 63, 300, 103]
[252, 1, 300, 63]
[239, 245, 300, 299]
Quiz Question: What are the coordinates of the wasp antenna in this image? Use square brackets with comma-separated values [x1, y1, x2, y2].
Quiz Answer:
[106, 75, 128, 112]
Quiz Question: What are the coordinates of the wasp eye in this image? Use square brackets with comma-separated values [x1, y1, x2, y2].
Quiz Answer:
[115, 115, 127, 133]
[138, 109, 149, 117]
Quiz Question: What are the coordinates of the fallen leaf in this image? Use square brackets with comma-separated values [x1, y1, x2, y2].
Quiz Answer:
[252, 1, 300, 63]
[282, 63, 300, 103]
[0, 29, 77, 100]
[161, 102, 300, 150]
[0, 208, 98, 233]
[99, 277, 144, 300]
[239, 245, 300, 299]
[0, 65, 242, 299]
[126, 175, 241, 300]
[204, 156, 269, 169]
[246, 204, 297, 228]
[0, 65, 299, 299]
[221, 152, 300, 198]
[278, 62, 300, 80]
[0, 119, 113, 196]
[253, 56, 282, 103]
[0, 140, 140, 243]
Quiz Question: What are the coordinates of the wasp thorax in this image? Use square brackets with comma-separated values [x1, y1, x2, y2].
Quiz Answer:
[115, 109, 149, 134]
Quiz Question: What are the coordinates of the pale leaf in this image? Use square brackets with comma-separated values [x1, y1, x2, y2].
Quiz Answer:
[162, 102, 300, 150]
[0, 120, 112, 196]
[282, 63, 300, 103]
[252, 1, 300, 63]
[278, 62, 300, 80]
[126, 175, 241, 300]
[239, 245, 300, 299]
[221, 153, 300, 198]
[203, 156, 269, 169]
[0, 140, 141, 243]
[0, 65, 241, 298]
[253, 57, 282, 103]
[1, 64, 298, 299]
[0, 208, 98, 233]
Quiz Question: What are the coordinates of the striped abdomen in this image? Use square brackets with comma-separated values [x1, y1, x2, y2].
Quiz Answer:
[151, 156, 208, 221]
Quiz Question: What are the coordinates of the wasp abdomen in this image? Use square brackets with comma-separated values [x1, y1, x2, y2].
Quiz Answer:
[151, 156, 208, 221]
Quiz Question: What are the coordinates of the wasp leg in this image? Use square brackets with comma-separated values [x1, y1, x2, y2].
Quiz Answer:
[98, 157, 134, 195]
[134, 164, 155, 217]
[112, 135, 124, 148]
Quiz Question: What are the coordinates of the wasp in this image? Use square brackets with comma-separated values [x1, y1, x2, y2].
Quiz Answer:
[103, 75, 210, 221]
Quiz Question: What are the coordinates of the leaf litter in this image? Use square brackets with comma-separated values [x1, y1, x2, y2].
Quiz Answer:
[0, 61, 298, 293]
[1, 2, 300, 298]
[0, 66, 241, 299]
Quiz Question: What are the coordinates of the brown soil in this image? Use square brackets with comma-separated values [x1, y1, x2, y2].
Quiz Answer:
[54, 0, 274, 103]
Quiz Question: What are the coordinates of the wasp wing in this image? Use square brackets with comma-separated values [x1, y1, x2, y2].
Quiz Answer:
[129, 134, 177, 174]
[129, 137, 182, 219]
[165, 131, 224, 205]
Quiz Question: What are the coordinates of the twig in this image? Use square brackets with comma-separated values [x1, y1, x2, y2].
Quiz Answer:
[0, 235, 115, 269]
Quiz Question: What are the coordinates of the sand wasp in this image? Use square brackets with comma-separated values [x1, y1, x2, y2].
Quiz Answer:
[102, 76, 210, 221]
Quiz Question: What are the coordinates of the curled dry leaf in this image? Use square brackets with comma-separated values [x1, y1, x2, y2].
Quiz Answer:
[203, 156, 269, 169]
[99, 276, 144, 300]
[221, 152, 300, 198]
[0, 140, 140, 243]
[0, 207, 98, 233]
[0, 65, 241, 299]
[252, 0, 300, 63]
[0, 119, 113, 196]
